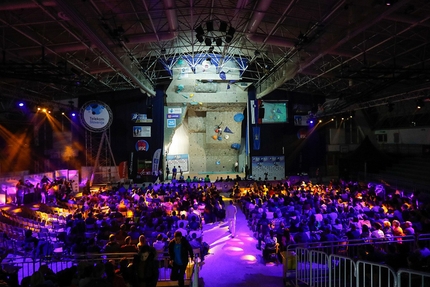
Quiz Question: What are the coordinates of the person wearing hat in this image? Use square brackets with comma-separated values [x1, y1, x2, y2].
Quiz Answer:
[168, 231, 193, 287]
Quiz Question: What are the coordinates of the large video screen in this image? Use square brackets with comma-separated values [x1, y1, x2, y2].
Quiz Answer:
[260, 101, 288, 123]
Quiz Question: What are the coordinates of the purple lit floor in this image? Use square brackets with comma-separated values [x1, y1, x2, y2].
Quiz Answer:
[199, 198, 283, 287]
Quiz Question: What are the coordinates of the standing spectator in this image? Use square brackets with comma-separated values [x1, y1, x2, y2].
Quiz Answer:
[172, 166, 177, 180]
[178, 166, 183, 178]
[168, 231, 193, 287]
[131, 245, 159, 287]
[165, 165, 170, 180]
[234, 161, 239, 172]
[226, 201, 237, 238]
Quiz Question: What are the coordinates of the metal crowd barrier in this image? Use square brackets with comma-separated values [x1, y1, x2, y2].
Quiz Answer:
[291, 247, 430, 287]
[283, 233, 430, 282]
[0, 252, 196, 286]
[356, 260, 397, 287]
[397, 269, 430, 287]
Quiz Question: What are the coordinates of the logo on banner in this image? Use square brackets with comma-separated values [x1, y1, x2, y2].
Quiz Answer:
[168, 108, 182, 114]
[80, 101, 113, 132]
[136, 140, 149, 151]
[167, 114, 181, 119]
[167, 119, 176, 128]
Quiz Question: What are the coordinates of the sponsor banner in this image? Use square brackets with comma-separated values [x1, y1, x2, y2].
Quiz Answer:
[167, 108, 182, 114]
[294, 115, 311, 126]
[135, 140, 149, 151]
[167, 119, 176, 128]
[133, 126, 151, 137]
[80, 101, 113, 132]
[167, 114, 181, 119]
[131, 113, 152, 123]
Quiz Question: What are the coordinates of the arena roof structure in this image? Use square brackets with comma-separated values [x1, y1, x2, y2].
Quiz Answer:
[1, 0, 430, 127]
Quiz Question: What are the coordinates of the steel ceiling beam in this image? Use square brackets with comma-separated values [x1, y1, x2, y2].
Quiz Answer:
[54, 0, 156, 96]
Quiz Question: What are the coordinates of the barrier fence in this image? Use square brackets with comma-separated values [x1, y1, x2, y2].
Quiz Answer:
[292, 247, 430, 287]
[0, 252, 198, 287]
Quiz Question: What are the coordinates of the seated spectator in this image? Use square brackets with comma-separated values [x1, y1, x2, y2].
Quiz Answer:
[371, 222, 385, 239]
[360, 224, 371, 241]
[346, 224, 360, 240]
[152, 234, 166, 256]
[175, 221, 188, 238]
[416, 241, 430, 259]
[188, 216, 201, 231]
[392, 220, 405, 240]
[71, 237, 87, 254]
[103, 234, 121, 253]
[128, 225, 140, 243]
[136, 235, 148, 249]
[404, 221, 415, 235]
[120, 236, 138, 253]
[320, 226, 338, 243]
[86, 238, 101, 253]
[262, 230, 278, 260]
[104, 261, 127, 287]
[382, 221, 392, 237]
[116, 224, 128, 243]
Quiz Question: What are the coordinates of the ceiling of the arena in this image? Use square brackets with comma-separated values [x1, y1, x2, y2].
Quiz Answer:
[1, 0, 430, 128]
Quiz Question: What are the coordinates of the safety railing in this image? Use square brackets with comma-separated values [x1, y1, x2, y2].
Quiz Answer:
[397, 269, 430, 287]
[282, 232, 430, 282]
[0, 252, 196, 286]
[292, 247, 430, 287]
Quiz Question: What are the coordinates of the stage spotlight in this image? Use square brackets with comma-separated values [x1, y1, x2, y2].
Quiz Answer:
[71, 112, 76, 117]
[219, 21, 227, 32]
[205, 37, 212, 46]
[196, 34, 204, 43]
[215, 38, 222, 47]
[206, 21, 214, 32]
[225, 27, 236, 43]
[319, 120, 322, 123]
[195, 25, 204, 36]
[416, 99, 424, 109]
[18, 102, 24, 107]
[385, 0, 391, 5]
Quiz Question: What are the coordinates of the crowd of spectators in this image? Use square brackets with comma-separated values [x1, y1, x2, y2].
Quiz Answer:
[239, 178, 430, 271]
[2, 175, 430, 287]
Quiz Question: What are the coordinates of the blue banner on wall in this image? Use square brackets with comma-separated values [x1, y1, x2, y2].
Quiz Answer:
[253, 126, 260, 150]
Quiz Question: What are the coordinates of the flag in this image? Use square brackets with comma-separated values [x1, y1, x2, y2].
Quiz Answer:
[253, 126, 260, 150]
[118, 161, 128, 179]
[152, 148, 161, 174]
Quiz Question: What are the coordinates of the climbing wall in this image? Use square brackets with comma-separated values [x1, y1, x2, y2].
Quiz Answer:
[186, 104, 245, 174]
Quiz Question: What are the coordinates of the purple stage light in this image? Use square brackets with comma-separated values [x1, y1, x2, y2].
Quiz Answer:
[18, 102, 24, 107]
[71, 112, 76, 117]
